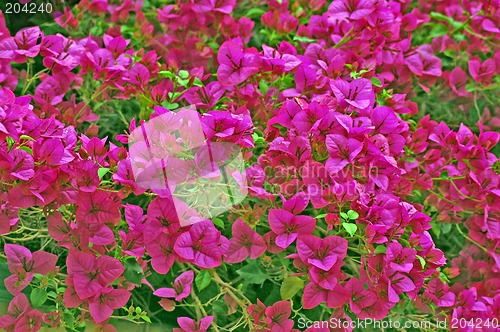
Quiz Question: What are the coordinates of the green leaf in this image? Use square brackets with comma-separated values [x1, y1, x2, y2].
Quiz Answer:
[193, 77, 203, 87]
[340, 212, 348, 220]
[6, 136, 15, 152]
[431, 222, 441, 238]
[371, 77, 382, 87]
[452, 33, 466, 42]
[258, 80, 269, 95]
[213, 299, 228, 315]
[0, 263, 13, 302]
[293, 35, 316, 43]
[177, 78, 190, 87]
[208, 41, 220, 50]
[416, 255, 426, 269]
[195, 270, 212, 292]
[342, 223, 357, 237]
[429, 23, 449, 38]
[441, 223, 452, 234]
[17, 146, 33, 155]
[30, 288, 47, 308]
[98, 167, 110, 179]
[346, 210, 359, 220]
[236, 262, 268, 285]
[280, 276, 304, 300]
[246, 8, 266, 19]
[161, 101, 179, 109]
[159, 71, 175, 79]
[140, 315, 152, 323]
[429, 12, 453, 23]
[123, 259, 143, 285]
[315, 213, 327, 219]
[374, 245, 387, 254]
[178, 70, 189, 79]
[19, 135, 35, 141]
[33, 273, 44, 280]
[212, 218, 225, 229]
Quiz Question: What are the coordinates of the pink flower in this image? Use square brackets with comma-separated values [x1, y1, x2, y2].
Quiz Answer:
[4, 244, 58, 295]
[424, 279, 456, 307]
[385, 241, 416, 273]
[469, 59, 496, 84]
[330, 78, 375, 111]
[0, 27, 42, 63]
[325, 134, 363, 174]
[174, 316, 214, 332]
[405, 48, 442, 77]
[265, 301, 294, 332]
[174, 220, 229, 268]
[303, 282, 349, 309]
[268, 209, 316, 249]
[297, 235, 348, 271]
[88, 287, 131, 323]
[146, 233, 179, 274]
[225, 218, 266, 263]
[328, 0, 375, 22]
[75, 191, 121, 225]
[217, 38, 260, 87]
[191, 0, 236, 14]
[154, 271, 194, 301]
[448, 67, 470, 97]
[66, 251, 124, 299]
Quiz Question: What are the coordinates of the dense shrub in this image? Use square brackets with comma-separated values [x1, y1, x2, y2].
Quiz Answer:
[0, 0, 499, 331]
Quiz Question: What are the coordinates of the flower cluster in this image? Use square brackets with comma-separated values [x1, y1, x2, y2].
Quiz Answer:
[0, 0, 498, 331]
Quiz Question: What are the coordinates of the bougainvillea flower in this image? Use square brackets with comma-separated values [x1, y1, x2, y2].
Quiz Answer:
[89, 287, 131, 323]
[75, 191, 121, 225]
[325, 134, 363, 174]
[66, 251, 124, 299]
[145, 233, 179, 274]
[469, 59, 496, 84]
[448, 67, 470, 97]
[347, 278, 375, 310]
[0, 293, 30, 330]
[217, 38, 260, 86]
[309, 265, 342, 290]
[4, 244, 58, 295]
[154, 271, 194, 301]
[330, 78, 375, 111]
[268, 209, 316, 248]
[262, 44, 301, 74]
[387, 272, 416, 302]
[405, 47, 442, 77]
[191, 0, 236, 14]
[34, 138, 74, 166]
[327, 0, 375, 22]
[143, 196, 180, 241]
[0, 27, 42, 63]
[174, 220, 229, 268]
[173, 316, 214, 332]
[264, 300, 294, 332]
[371, 106, 399, 135]
[303, 282, 349, 309]
[385, 242, 416, 273]
[297, 235, 348, 271]
[225, 218, 266, 263]
[423, 279, 456, 307]
[12, 309, 43, 332]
